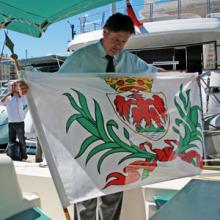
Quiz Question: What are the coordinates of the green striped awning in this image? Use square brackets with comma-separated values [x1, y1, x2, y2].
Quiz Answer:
[0, 0, 120, 37]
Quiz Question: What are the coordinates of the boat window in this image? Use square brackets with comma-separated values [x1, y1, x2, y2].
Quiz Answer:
[203, 42, 217, 70]
[132, 48, 176, 71]
[187, 45, 203, 74]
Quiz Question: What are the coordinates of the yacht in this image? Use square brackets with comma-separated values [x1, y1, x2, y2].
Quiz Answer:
[68, 0, 220, 73]
[67, 0, 220, 160]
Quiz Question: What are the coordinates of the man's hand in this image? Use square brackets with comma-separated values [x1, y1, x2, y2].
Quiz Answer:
[17, 80, 29, 96]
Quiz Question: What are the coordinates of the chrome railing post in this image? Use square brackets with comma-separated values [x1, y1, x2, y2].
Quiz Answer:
[101, 12, 105, 27]
[207, 0, 211, 16]
[79, 16, 86, 33]
[177, 0, 181, 19]
[149, 3, 154, 22]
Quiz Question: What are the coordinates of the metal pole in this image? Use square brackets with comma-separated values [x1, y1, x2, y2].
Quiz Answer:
[25, 49, 28, 59]
[67, 21, 76, 39]
[149, 3, 154, 22]
[70, 24, 76, 40]
[177, 0, 181, 19]
[207, 0, 211, 16]
[79, 17, 86, 33]
[111, 2, 116, 14]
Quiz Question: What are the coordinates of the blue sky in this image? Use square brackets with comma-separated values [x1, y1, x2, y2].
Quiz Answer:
[0, 0, 144, 59]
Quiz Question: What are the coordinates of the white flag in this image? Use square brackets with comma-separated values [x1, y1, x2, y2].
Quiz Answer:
[24, 71, 204, 206]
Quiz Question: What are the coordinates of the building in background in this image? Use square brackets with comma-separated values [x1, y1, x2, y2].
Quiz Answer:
[0, 56, 16, 80]
[0, 54, 67, 80]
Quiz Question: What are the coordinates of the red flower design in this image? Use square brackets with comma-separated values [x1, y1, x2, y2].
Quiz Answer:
[178, 150, 203, 168]
[105, 158, 157, 188]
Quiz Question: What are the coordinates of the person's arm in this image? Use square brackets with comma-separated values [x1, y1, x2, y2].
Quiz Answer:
[131, 54, 158, 73]
[134, 55, 166, 72]
[0, 93, 11, 105]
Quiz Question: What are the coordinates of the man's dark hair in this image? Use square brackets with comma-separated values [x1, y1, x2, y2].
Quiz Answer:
[104, 13, 135, 34]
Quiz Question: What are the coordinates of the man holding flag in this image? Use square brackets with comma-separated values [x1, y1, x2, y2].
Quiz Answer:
[59, 13, 157, 220]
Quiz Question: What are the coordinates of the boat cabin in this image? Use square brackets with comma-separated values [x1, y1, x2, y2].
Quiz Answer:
[67, 0, 220, 74]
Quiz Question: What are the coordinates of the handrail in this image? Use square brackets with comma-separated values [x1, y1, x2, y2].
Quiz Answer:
[74, 0, 218, 34]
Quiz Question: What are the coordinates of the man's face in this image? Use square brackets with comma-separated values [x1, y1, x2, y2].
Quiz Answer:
[11, 82, 17, 93]
[17, 82, 29, 96]
[102, 29, 131, 56]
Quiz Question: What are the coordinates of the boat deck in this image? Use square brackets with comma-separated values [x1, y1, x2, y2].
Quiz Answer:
[9, 154, 220, 220]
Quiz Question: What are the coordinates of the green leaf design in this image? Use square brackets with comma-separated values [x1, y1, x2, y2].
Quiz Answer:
[107, 120, 131, 149]
[175, 118, 183, 126]
[64, 89, 156, 173]
[63, 92, 83, 115]
[179, 84, 188, 111]
[97, 148, 129, 173]
[190, 106, 200, 126]
[182, 123, 191, 145]
[75, 136, 99, 159]
[72, 89, 93, 120]
[94, 100, 110, 142]
[76, 117, 100, 137]
[172, 126, 180, 134]
[123, 128, 130, 140]
[86, 142, 119, 164]
[177, 144, 199, 153]
[66, 114, 82, 133]
[173, 84, 204, 155]
[142, 169, 149, 179]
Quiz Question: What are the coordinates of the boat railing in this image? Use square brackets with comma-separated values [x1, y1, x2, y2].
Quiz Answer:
[78, 11, 110, 33]
[74, 0, 220, 35]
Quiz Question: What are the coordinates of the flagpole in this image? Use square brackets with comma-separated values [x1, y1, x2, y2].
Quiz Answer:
[63, 207, 71, 220]
[11, 54, 21, 74]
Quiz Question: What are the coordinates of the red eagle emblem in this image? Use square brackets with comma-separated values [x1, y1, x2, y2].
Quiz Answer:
[105, 77, 169, 140]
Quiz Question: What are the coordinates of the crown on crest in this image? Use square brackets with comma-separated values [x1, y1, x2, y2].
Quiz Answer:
[104, 77, 153, 92]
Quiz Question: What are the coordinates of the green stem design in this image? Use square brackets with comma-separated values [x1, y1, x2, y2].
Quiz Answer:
[173, 84, 204, 154]
[63, 89, 156, 173]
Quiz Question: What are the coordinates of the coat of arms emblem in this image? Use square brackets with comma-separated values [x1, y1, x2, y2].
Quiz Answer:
[105, 77, 169, 140]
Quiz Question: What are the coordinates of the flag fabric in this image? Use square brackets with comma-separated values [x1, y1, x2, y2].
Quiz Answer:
[24, 71, 204, 206]
[126, 0, 143, 28]
[4, 32, 14, 54]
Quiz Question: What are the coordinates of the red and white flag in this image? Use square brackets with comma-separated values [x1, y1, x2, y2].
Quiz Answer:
[24, 71, 204, 206]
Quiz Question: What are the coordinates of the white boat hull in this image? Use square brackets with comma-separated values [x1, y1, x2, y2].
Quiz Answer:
[68, 18, 220, 51]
